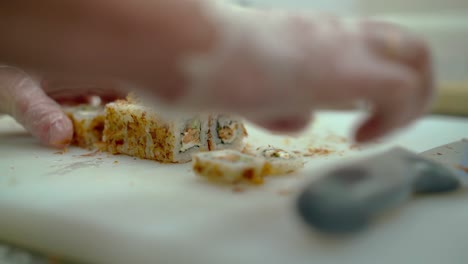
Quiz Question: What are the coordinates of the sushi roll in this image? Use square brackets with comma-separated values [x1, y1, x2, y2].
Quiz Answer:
[208, 114, 247, 151]
[63, 104, 105, 149]
[174, 115, 210, 163]
[192, 150, 267, 184]
[256, 146, 304, 175]
[103, 100, 209, 163]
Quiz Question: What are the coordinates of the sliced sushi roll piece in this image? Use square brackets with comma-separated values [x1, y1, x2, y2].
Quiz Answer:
[256, 146, 304, 175]
[192, 150, 267, 184]
[103, 100, 209, 163]
[63, 104, 105, 149]
[173, 114, 210, 163]
[208, 114, 247, 151]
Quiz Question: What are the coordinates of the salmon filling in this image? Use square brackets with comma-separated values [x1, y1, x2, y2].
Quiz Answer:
[217, 121, 238, 144]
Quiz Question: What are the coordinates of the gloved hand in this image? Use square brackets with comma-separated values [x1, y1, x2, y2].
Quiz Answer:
[0, 66, 124, 148]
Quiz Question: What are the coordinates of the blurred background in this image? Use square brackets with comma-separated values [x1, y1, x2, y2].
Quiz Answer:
[231, 0, 468, 116]
[232, 0, 468, 15]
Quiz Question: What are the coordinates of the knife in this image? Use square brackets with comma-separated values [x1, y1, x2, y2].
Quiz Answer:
[296, 139, 468, 234]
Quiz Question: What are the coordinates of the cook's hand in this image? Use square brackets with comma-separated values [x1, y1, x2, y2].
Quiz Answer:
[0, 67, 124, 148]
[0, 1, 433, 144]
[161, 7, 433, 143]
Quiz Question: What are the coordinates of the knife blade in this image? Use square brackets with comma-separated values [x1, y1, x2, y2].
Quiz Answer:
[296, 139, 468, 234]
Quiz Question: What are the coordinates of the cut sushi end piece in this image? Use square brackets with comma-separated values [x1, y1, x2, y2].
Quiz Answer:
[63, 104, 105, 150]
[256, 146, 304, 175]
[208, 114, 247, 151]
[103, 100, 209, 163]
[192, 150, 267, 184]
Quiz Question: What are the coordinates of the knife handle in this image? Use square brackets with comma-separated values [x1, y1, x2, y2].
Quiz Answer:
[296, 148, 461, 234]
[409, 156, 462, 194]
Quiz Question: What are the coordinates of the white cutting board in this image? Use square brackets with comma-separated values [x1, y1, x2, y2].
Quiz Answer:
[1, 112, 468, 264]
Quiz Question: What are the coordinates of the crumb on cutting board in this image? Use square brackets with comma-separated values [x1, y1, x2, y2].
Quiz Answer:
[80, 149, 101, 157]
[54, 148, 69, 155]
[324, 134, 348, 144]
[232, 186, 245, 193]
[287, 148, 341, 158]
[113, 160, 119, 164]
[304, 147, 334, 157]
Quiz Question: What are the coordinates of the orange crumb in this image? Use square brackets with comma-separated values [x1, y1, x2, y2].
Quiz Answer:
[325, 134, 348, 144]
[80, 149, 101, 157]
[306, 147, 333, 156]
[241, 144, 255, 155]
[241, 168, 264, 185]
[232, 186, 245, 193]
[54, 147, 69, 155]
[94, 142, 107, 151]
